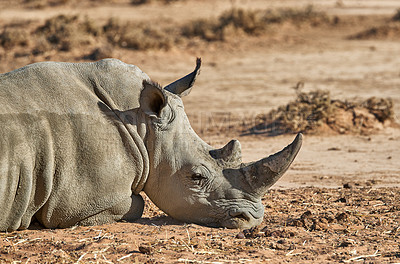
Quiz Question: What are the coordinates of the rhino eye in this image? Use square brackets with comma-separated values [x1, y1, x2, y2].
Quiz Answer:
[191, 173, 206, 183]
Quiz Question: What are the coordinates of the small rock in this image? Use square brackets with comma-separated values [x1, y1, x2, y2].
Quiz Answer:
[138, 245, 152, 255]
[243, 226, 261, 238]
[313, 219, 328, 231]
[343, 182, 354, 189]
[300, 210, 313, 220]
[336, 212, 349, 223]
[236, 232, 245, 239]
[338, 240, 354, 247]
[277, 239, 286, 244]
[335, 197, 347, 203]
[328, 147, 341, 151]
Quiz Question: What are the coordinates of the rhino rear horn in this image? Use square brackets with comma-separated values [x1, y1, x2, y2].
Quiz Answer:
[241, 133, 303, 197]
[164, 58, 201, 97]
[210, 140, 242, 166]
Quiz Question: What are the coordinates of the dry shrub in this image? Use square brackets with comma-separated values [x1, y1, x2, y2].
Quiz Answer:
[182, 8, 267, 41]
[219, 8, 266, 35]
[263, 5, 330, 25]
[349, 9, 400, 40]
[181, 18, 222, 41]
[393, 8, 400, 21]
[84, 45, 114, 60]
[103, 18, 174, 50]
[362, 97, 394, 122]
[24, 0, 71, 8]
[348, 24, 400, 40]
[130, 0, 184, 5]
[247, 89, 395, 136]
[0, 28, 30, 49]
[22, 0, 122, 8]
[0, 5, 330, 56]
[182, 6, 330, 41]
[34, 15, 100, 53]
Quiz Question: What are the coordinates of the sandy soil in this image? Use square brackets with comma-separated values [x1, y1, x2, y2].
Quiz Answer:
[1, 0, 400, 263]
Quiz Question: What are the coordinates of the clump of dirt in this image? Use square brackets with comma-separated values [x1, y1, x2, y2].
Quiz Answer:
[182, 5, 331, 41]
[246, 88, 395, 136]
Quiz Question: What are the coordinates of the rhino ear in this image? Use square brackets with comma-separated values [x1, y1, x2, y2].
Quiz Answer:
[164, 58, 201, 97]
[140, 81, 166, 117]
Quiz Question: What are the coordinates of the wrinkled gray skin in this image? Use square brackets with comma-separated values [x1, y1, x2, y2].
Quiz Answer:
[0, 58, 302, 232]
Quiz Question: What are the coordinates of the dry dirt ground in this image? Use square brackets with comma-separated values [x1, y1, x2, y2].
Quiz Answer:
[1, 0, 400, 263]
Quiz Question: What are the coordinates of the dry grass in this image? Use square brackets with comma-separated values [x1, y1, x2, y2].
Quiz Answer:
[348, 9, 400, 40]
[0, 6, 348, 58]
[0, 6, 331, 56]
[182, 5, 330, 41]
[23, 0, 71, 9]
[15, 0, 130, 9]
[392, 8, 400, 21]
[103, 18, 176, 50]
[0, 28, 30, 50]
[349, 24, 400, 40]
[34, 15, 100, 53]
[130, 0, 184, 5]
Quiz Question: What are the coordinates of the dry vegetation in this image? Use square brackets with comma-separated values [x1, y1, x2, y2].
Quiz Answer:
[182, 5, 331, 41]
[0, 5, 332, 58]
[348, 8, 400, 40]
[246, 88, 396, 136]
[130, 0, 185, 5]
[2, 5, 398, 62]
[0, 0, 183, 9]
[102, 18, 177, 51]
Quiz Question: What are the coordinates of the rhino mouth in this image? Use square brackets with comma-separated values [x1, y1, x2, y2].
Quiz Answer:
[230, 210, 252, 222]
[221, 212, 263, 229]
[219, 206, 264, 229]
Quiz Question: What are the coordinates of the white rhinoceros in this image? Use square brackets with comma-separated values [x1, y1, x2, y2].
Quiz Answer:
[0, 58, 302, 231]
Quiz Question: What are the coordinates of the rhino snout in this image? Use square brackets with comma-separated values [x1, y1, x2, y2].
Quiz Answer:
[220, 205, 264, 229]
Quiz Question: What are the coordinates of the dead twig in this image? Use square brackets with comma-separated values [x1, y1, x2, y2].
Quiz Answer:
[343, 250, 381, 262]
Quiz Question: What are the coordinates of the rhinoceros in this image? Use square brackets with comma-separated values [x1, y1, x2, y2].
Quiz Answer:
[0, 58, 302, 232]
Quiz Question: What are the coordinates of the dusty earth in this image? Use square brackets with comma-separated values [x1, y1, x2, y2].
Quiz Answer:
[1, 0, 400, 263]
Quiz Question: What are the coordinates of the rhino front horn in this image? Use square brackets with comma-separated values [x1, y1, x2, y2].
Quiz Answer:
[164, 58, 201, 97]
[241, 133, 303, 197]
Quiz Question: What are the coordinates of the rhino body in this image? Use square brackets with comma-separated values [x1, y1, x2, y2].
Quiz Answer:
[0, 59, 302, 231]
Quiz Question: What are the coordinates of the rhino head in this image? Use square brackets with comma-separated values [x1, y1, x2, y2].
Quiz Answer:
[139, 59, 302, 229]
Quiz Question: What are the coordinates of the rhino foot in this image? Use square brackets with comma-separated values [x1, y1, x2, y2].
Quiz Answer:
[78, 194, 144, 226]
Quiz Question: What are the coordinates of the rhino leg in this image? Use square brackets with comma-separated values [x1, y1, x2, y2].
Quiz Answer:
[78, 194, 144, 226]
[121, 194, 145, 222]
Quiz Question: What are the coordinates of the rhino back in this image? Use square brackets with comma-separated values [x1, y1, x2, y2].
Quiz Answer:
[0, 59, 149, 231]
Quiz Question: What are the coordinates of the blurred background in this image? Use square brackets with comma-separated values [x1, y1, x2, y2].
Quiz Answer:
[0, 0, 399, 187]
